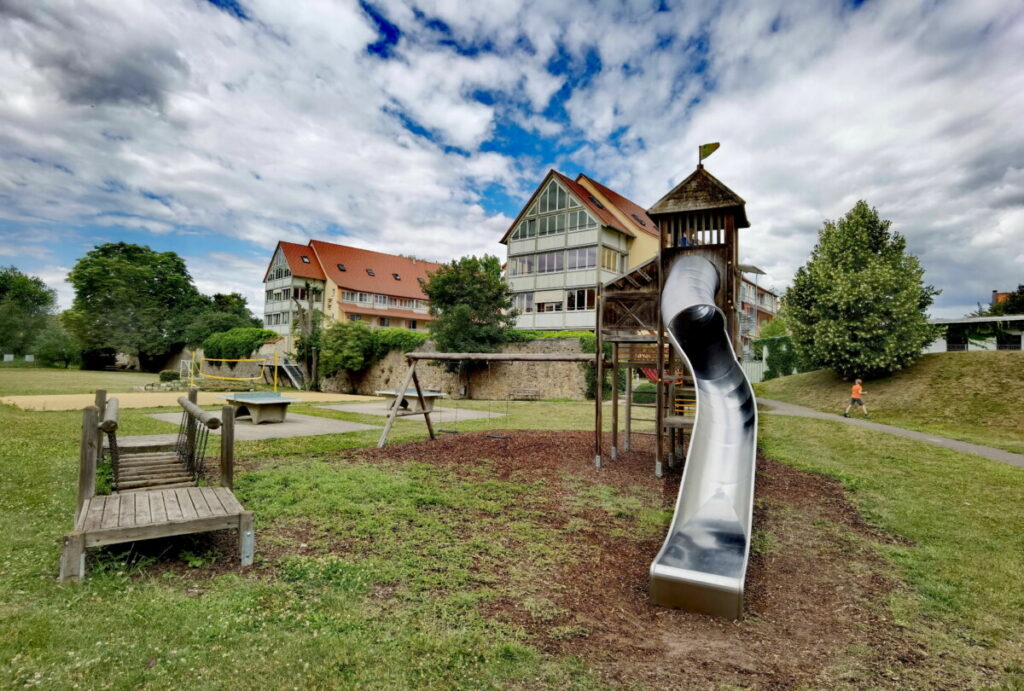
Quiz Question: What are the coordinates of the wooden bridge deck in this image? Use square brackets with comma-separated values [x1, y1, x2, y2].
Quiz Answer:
[75, 487, 248, 547]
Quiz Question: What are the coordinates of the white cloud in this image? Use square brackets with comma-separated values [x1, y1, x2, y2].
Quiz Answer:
[0, 0, 1021, 321]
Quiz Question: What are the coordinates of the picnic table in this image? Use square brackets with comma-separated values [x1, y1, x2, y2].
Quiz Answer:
[219, 392, 299, 424]
[375, 389, 445, 416]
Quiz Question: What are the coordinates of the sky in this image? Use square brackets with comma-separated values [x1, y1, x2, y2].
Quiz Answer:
[1, 0, 1022, 318]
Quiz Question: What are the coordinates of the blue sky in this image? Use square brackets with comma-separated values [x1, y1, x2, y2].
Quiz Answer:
[1, 0, 1022, 317]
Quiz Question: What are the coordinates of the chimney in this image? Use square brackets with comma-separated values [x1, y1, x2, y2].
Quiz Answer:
[992, 290, 998, 305]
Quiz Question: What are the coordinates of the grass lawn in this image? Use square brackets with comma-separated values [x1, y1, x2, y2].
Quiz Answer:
[756, 351, 1024, 454]
[0, 367, 158, 396]
[1, 369, 1021, 687]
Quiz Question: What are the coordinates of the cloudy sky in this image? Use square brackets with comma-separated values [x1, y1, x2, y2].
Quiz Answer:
[1, 0, 1021, 317]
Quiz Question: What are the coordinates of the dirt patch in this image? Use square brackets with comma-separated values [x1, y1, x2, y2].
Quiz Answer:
[355, 431, 939, 688]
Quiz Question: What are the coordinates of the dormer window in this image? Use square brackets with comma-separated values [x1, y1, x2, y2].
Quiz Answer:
[301, 256, 310, 263]
[337, 263, 346, 271]
[630, 213, 647, 227]
[588, 195, 605, 210]
[366, 269, 375, 276]
[417, 277, 425, 285]
[392, 273, 400, 280]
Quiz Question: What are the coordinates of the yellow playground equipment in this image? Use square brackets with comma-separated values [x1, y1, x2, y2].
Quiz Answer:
[188, 352, 280, 391]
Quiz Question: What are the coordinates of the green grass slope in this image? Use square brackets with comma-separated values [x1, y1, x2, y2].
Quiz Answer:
[755, 351, 1024, 453]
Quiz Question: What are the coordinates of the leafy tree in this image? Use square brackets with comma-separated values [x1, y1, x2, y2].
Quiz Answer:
[202, 327, 278, 360]
[422, 255, 515, 371]
[988, 285, 1024, 316]
[785, 201, 940, 379]
[34, 315, 81, 368]
[66, 243, 207, 370]
[319, 321, 375, 376]
[0, 266, 56, 355]
[184, 292, 262, 347]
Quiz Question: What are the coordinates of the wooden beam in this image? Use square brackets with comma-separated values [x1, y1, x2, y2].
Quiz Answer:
[594, 282, 604, 468]
[406, 351, 598, 363]
[220, 405, 234, 489]
[76, 406, 99, 525]
[177, 397, 221, 429]
[410, 368, 436, 441]
[377, 359, 417, 448]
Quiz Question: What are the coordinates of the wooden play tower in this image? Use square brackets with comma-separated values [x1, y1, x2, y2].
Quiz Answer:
[594, 161, 750, 476]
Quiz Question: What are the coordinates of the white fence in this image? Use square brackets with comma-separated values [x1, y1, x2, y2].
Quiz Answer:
[741, 359, 767, 384]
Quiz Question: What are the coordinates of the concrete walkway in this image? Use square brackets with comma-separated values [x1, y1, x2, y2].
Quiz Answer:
[759, 398, 1024, 469]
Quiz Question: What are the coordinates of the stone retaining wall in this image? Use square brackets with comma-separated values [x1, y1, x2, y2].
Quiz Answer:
[321, 338, 590, 400]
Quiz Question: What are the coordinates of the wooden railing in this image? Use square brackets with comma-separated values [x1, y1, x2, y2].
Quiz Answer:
[175, 390, 236, 489]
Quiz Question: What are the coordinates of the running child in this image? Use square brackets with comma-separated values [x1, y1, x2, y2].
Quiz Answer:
[843, 379, 869, 418]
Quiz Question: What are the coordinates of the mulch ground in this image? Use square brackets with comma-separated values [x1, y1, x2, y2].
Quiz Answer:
[356, 430, 940, 689]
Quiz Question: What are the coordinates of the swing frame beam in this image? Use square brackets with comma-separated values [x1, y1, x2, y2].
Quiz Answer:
[376, 351, 601, 449]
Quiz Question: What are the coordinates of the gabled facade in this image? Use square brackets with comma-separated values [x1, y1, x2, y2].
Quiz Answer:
[501, 170, 660, 330]
[262, 240, 441, 347]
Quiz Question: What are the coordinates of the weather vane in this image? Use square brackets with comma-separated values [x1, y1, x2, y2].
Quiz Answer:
[698, 142, 720, 166]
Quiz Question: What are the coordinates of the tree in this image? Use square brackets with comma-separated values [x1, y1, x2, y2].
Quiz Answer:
[785, 201, 939, 379]
[0, 266, 56, 355]
[422, 255, 515, 366]
[34, 315, 80, 368]
[988, 285, 1024, 316]
[183, 292, 262, 347]
[65, 243, 206, 371]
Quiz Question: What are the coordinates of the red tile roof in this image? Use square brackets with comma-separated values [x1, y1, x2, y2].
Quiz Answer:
[309, 240, 442, 300]
[263, 241, 325, 281]
[577, 174, 660, 238]
[500, 169, 657, 243]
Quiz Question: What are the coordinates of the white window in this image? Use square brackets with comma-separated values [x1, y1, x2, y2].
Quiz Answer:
[566, 289, 596, 311]
[379, 317, 390, 327]
[509, 255, 534, 276]
[537, 300, 563, 312]
[568, 210, 596, 231]
[600, 247, 623, 272]
[342, 291, 357, 302]
[538, 180, 568, 213]
[513, 293, 534, 314]
[566, 247, 597, 271]
[536, 250, 564, 274]
[374, 294, 388, 305]
[357, 292, 369, 303]
[349, 314, 362, 322]
[408, 320, 418, 330]
[512, 218, 537, 240]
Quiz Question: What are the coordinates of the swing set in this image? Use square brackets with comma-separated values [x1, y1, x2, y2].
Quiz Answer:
[376, 350, 599, 448]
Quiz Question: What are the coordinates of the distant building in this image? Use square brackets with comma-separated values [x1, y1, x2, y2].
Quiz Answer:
[262, 240, 441, 348]
[500, 170, 660, 330]
[926, 315, 1023, 352]
[738, 271, 780, 353]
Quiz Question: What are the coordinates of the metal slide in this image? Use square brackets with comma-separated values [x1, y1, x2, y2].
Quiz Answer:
[649, 254, 758, 618]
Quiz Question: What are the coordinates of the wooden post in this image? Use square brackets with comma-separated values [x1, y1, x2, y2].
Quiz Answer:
[220, 405, 235, 489]
[411, 368, 436, 441]
[59, 531, 86, 581]
[94, 390, 106, 462]
[76, 406, 99, 524]
[238, 512, 255, 566]
[624, 365, 633, 452]
[377, 359, 417, 448]
[594, 283, 604, 468]
[185, 388, 198, 464]
[655, 270, 665, 478]
[611, 342, 619, 460]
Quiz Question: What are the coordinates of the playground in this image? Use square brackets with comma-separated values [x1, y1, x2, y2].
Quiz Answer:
[2, 368, 1022, 686]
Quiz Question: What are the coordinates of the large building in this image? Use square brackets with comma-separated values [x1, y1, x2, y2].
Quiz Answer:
[262, 240, 441, 346]
[738, 270, 781, 353]
[500, 170, 660, 330]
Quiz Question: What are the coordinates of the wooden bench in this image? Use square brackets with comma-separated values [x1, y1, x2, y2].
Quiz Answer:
[509, 387, 541, 400]
[60, 391, 254, 581]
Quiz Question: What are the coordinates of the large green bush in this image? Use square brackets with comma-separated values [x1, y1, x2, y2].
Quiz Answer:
[202, 327, 277, 361]
[371, 328, 429, 361]
[319, 325, 431, 379]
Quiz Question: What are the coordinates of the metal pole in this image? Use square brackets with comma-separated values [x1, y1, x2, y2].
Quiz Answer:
[274, 351, 279, 392]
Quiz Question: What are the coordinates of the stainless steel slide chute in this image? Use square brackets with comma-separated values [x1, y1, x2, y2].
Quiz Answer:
[649, 254, 758, 618]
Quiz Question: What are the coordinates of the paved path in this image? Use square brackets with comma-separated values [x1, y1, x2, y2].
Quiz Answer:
[759, 398, 1024, 468]
[0, 390, 379, 411]
[147, 412, 378, 439]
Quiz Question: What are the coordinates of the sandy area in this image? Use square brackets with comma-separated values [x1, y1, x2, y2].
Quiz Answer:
[1, 390, 380, 411]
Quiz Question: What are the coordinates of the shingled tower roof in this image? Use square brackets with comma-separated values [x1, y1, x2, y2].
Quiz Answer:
[647, 164, 750, 228]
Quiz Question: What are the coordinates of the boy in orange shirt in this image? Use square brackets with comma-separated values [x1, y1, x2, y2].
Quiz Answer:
[843, 379, 868, 418]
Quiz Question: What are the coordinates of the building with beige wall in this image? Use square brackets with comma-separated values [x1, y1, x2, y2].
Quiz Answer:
[262, 240, 441, 348]
[500, 170, 660, 330]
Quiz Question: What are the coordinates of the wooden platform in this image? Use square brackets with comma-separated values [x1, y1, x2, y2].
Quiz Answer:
[74, 487, 250, 547]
